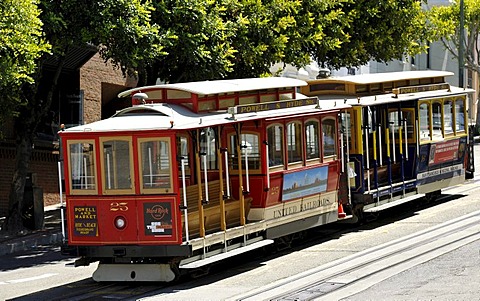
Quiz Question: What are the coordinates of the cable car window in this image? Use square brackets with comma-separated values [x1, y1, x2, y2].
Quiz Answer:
[455, 98, 465, 133]
[69, 141, 96, 194]
[229, 133, 261, 170]
[419, 102, 431, 141]
[432, 101, 443, 138]
[139, 138, 172, 192]
[101, 138, 134, 194]
[200, 127, 217, 170]
[176, 135, 189, 169]
[402, 109, 415, 140]
[305, 120, 320, 160]
[322, 118, 337, 159]
[267, 124, 284, 168]
[343, 110, 356, 153]
[287, 122, 302, 164]
[444, 100, 454, 135]
[388, 110, 400, 134]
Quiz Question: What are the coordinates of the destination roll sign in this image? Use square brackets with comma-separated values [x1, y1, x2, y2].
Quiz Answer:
[228, 97, 318, 115]
[392, 83, 450, 97]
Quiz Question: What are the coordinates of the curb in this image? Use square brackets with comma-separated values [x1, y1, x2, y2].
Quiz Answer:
[0, 231, 63, 256]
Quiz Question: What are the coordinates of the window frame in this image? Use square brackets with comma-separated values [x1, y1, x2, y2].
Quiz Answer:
[67, 139, 98, 195]
[138, 137, 174, 194]
[454, 96, 466, 136]
[286, 121, 303, 167]
[99, 136, 135, 195]
[321, 117, 337, 161]
[305, 118, 321, 165]
[267, 123, 285, 171]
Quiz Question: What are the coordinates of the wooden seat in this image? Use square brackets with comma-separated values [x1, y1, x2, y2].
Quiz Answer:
[179, 179, 251, 239]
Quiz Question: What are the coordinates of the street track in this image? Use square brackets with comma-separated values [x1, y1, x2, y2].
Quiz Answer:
[230, 209, 480, 301]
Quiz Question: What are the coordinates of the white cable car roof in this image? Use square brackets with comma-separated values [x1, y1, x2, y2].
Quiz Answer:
[118, 77, 307, 98]
[322, 70, 454, 85]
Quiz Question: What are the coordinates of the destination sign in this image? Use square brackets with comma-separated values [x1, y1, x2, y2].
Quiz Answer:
[392, 83, 450, 97]
[228, 97, 318, 115]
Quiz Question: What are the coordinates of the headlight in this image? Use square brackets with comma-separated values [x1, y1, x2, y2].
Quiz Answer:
[114, 216, 126, 230]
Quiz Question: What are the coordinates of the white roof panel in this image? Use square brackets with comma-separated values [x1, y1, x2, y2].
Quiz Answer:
[320, 70, 454, 85]
[118, 77, 307, 98]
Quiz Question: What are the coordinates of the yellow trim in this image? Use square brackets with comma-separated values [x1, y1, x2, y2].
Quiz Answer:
[386, 128, 390, 157]
[351, 107, 362, 154]
[399, 127, 403, 154]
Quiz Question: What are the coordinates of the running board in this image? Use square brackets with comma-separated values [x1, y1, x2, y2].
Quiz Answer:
[363, 193, 425, 213]
[179, 239, 274, 269]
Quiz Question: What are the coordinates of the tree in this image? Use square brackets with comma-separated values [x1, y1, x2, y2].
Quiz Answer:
[2, 0, 164, 234]
[143, 0, 429, 84]
[426, 0, 480, 124]
[307, 0, 428, 69]
[426, 0, 480, 73]
[0, 0, 50, 137]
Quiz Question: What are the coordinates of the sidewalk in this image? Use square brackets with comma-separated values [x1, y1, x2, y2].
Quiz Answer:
[0, 204, 64, 256]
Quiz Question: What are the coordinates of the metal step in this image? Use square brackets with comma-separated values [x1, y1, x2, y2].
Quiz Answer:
[363, 193, 425, 213]
[179, 239, 274, 269]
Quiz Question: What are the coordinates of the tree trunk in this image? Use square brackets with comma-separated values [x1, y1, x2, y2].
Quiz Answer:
[2, 134, 34, 234]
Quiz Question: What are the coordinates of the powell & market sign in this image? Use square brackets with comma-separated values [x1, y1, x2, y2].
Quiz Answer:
[228, 97, 318, 115]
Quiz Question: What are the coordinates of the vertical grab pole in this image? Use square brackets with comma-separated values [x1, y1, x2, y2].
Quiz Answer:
[148, 147, 153, 186]
[340, 125, 345, 173]
[391, 121, 396, 164]
[83, 157, 88, 189]
[345, 115, 351, 205]
[236, 141, 246, 226]
[58, 161, 66, 243]
[399, 125, 405, 196]
[106, 154, 111, 189]
[404, 118, 408, 160]
[378, 125, 383, 166]
[203, 154, 209, 204]
[223, 148, 231, 198]
[264, 141, 270, 190]
[364, 126, 371, 193]
[243, 144, 250, 193]
[195, 130, 205, 238]
[181, 158, 189, 242]
[217, 146, 226, 232]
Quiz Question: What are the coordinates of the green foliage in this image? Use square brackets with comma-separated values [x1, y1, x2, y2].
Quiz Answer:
[426, 0, 480, 74]
[40, 0, 163, 77]
[149, 0, 237, 83]
[146, 0, 429, 82]
[311, 0, 428, 69]
[0, 0, 50, 129]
